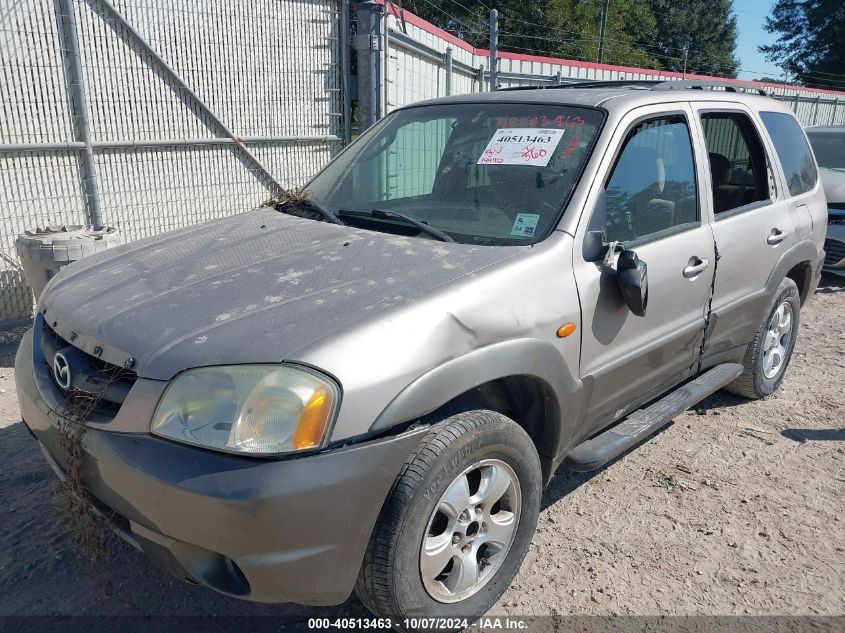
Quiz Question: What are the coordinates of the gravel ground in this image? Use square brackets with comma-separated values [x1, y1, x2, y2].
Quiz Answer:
[0, 275, 842, 621]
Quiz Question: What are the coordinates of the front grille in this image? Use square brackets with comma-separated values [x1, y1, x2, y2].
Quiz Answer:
[39, 320, 137, 419]
[824, 238, 845, 267]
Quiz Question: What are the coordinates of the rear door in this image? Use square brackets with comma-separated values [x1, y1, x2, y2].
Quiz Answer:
[688, 103, 796, 358]
[572, 104, 716, 432]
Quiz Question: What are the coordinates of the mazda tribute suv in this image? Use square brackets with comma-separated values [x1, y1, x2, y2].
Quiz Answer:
[15, 80, 826, 628]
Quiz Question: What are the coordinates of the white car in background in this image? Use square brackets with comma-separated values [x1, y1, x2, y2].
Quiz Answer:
[805, 125, 845, 275]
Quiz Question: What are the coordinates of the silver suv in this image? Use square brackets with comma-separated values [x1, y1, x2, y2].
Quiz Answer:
[15, 81, 826, 626]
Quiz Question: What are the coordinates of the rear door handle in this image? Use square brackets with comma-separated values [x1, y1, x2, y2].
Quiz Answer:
[683, 257, 710, 278]
[767, 228, 787, 245]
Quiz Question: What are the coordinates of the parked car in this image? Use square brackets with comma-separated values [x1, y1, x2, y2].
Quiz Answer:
[804, 125, 845, 275]
[16, 80, 825, 628]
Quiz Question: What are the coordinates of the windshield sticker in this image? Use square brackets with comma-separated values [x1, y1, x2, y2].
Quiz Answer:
[511, 213, 540, 237]
[495, 115, 586, 128]
[478, 128, 565, 166]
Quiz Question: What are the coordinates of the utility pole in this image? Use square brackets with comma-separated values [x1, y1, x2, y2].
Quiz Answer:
[354, 0, 383, 131]
[489, 8, 499, 91]
[596, 0, 610, 64]
[682, 47, 688, 79]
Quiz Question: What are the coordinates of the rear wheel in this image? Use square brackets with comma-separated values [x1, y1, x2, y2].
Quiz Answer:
[726, 277, 800, 399]
[355, 411, 541, 630]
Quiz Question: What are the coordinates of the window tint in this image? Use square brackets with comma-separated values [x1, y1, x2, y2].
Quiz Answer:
[760, 111, 818, 196]
[597, 115, 698, 243]
[701, 113, 770, 215]
[805, 129, 845, 170]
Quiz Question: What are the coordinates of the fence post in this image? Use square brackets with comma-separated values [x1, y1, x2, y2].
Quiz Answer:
[54, 0, 103, 225]
[489, 9, 498, 91]
[444, 47, 453, 96]
[355, 0, 382, 131]
[477, 63, 485, 92]
[812, 96, 820, 125]
[832, 99, 839, 125]
[341, 0, 352, 144]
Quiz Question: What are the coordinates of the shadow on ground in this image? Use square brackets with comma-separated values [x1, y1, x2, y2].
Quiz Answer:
[781, 427, 845, 442]
[0, 326, 26, 369]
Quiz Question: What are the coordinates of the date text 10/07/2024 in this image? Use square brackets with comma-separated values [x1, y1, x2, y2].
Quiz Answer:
[307, 617, 529, 630]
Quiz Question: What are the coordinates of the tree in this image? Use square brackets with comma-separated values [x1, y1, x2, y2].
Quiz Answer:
[400, 0, 740, 75]
[542, 0, 659, 68]
[646, 0, 739, 77]
[403, 0, 658, 69]
[760, 0, 845, 90]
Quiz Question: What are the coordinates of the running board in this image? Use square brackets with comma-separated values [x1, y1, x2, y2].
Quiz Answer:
[566, 363, 743, 472]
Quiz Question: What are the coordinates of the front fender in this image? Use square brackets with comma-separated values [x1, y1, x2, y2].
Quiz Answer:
[370, 338, 584, 462]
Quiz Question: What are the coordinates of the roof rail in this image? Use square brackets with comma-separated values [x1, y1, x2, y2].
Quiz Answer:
[498, 79, 768, 97]
[651, 80, 768, 96]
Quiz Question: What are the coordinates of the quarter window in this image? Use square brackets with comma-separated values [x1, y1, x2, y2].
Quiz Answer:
[598, 115, 698, 243]
[760, 111, 818, 196]
[700, 113, 770, 215]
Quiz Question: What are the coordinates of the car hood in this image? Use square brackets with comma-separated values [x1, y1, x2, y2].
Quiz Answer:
[43, 209, 528, 380]
[820, 168, 845, 206]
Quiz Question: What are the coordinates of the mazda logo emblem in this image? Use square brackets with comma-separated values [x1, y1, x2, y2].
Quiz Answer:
[53, 351, 71, 391]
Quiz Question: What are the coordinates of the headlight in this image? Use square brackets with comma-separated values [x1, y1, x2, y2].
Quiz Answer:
[151, 365, 339, 455]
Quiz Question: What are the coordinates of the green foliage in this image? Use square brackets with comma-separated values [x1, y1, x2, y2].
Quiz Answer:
[400, 0, 738, 76]
[543, 0, 658, 68]
[646, 0, 739, 77]
[760, 0, 845, 90]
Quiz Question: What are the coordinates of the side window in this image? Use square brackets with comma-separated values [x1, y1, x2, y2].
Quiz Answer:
[700, 113, 770, 215]
[760, 111, 818, 196]
[597, 114, 698, 243]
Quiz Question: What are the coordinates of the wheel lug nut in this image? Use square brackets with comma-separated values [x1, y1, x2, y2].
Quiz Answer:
[462, 544, 471, 554]
[452, 533, 461, 544]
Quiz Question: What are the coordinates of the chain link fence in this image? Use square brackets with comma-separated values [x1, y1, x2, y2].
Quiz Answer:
[1, 0, 347, 327]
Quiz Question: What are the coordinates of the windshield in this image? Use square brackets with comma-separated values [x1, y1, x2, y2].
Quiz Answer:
[806, 129, 845, 170]
[305, 103, 604, 245]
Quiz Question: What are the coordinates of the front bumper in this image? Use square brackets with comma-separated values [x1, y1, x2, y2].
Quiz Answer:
[15, 329, 426, 605]
[823, 221, 845, 275]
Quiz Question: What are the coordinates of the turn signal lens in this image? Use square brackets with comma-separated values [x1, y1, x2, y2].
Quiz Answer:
[556, 322, 577, 338]
[292, 386, 334, 449]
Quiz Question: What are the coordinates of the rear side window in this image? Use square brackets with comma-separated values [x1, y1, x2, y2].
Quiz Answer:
[700, 112, 770, 215]
[760, 111, 818, 196]
[598, 114, 698, 243]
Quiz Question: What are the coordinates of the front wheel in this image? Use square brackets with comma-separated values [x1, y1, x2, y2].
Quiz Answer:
[355, 411, 541, 629]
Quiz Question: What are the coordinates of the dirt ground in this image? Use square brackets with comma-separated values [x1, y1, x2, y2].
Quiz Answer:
[0, 276, 842, 622]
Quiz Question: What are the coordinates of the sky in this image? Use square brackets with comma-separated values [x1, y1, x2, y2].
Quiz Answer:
[733, 0, 784, 81]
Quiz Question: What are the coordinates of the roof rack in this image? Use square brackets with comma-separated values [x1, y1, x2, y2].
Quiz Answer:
[498, 79, 768, 97]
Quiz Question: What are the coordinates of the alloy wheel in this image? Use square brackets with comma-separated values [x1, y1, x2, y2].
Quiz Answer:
[419, 458, 522, 604]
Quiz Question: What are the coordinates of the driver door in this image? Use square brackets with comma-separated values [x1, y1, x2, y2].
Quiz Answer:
[572, 105, 716, 434]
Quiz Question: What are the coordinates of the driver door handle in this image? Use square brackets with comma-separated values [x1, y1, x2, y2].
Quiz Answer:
[683, 257, 710, 278]
[767, 228, 787, 245]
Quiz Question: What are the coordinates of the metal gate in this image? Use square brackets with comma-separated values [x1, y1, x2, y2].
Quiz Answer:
[1, 0, 348, 326]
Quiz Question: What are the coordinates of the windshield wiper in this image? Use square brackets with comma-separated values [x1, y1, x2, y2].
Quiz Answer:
[337, 208, 454, 242]
[279, 198, 345, 226]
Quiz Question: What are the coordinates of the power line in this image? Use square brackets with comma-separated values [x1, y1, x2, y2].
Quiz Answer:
[406, 1, 845, 91]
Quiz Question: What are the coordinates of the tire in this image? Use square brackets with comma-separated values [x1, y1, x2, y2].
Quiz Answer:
[355, 411, 542, 630]
[725, 277, 801, 399]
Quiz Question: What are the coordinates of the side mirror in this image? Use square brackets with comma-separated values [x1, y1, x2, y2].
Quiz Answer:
[616, 249, 648, 317]
[583, 230, 609, 262]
